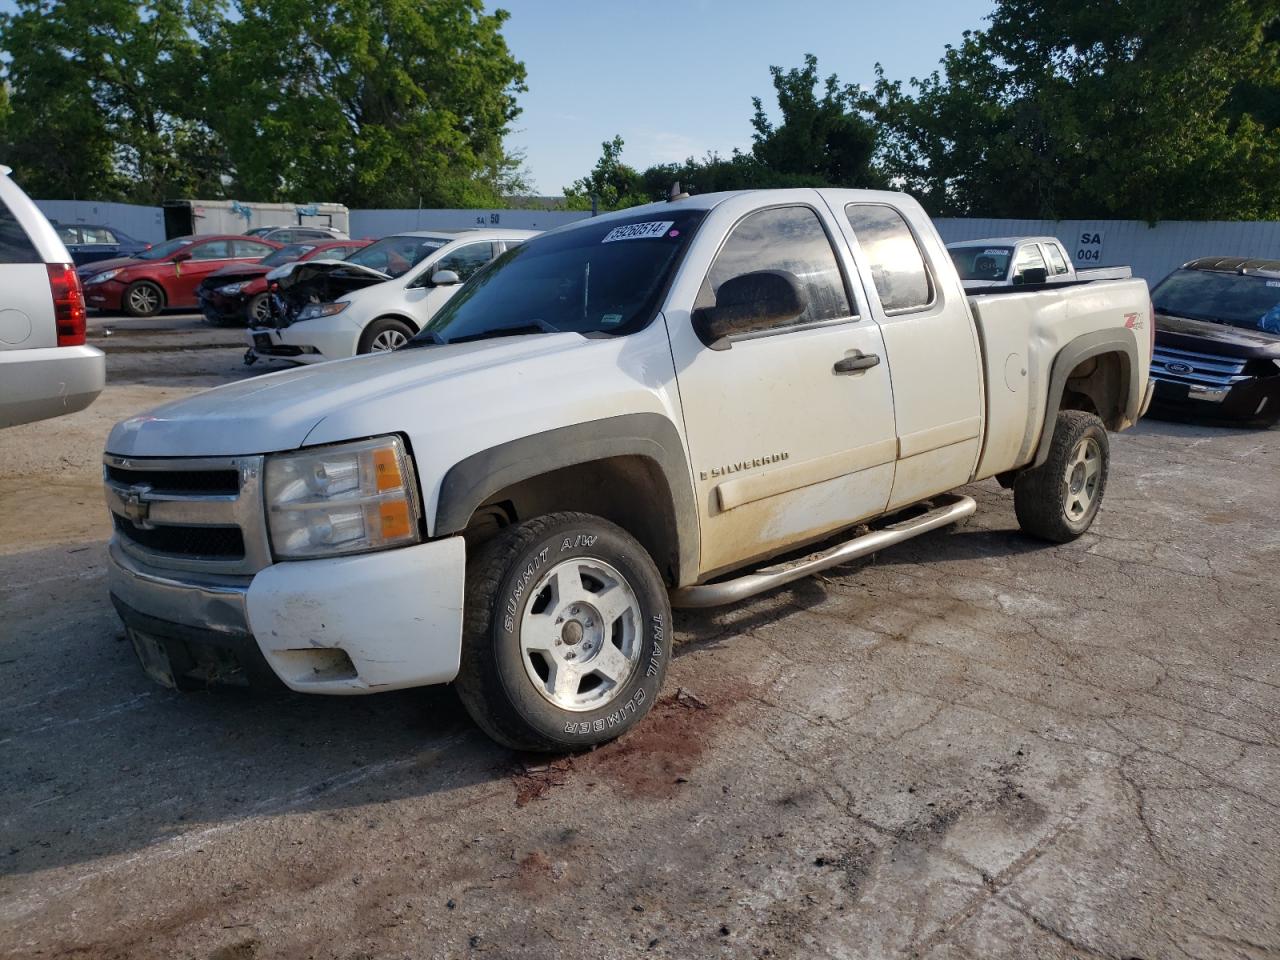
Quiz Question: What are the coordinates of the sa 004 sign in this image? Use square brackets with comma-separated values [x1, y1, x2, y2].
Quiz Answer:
[1076, 231, 1105, 264]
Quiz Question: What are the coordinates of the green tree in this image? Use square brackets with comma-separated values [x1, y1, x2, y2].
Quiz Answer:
[562, 135, 645, 210]
[871, 0, 1280, 220]
[0, 0, 226, 202]
[203, 0, 527, 207]
[749, 54, 885, 188]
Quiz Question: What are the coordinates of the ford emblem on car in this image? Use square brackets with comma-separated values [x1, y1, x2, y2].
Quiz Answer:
[1165, 361, 1194, 375]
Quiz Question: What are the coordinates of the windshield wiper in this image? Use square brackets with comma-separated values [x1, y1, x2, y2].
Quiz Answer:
[446, 323, 556, 344]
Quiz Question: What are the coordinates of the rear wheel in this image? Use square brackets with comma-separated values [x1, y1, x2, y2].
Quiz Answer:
[123, 281, 163, 318]
[358, 317, 414, 354]
[454, 512, 671, 751]
[1014, 410, 1110, 542]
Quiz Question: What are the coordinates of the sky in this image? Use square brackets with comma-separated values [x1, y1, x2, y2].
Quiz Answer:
[494, 0, 996, 194]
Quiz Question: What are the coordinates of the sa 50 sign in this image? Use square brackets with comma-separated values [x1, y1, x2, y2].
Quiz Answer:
[1076, 231, 1105, 263]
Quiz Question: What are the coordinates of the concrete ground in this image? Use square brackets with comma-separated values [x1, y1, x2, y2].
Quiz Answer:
[1, 312, 1277, 960]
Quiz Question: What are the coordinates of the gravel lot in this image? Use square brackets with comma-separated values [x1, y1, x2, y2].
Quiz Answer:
[1, 312, 1278, 960]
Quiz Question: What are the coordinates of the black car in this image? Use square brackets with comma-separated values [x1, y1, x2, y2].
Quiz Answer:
[55, 223, 150, 267]
[1149, 257, 1280, 426]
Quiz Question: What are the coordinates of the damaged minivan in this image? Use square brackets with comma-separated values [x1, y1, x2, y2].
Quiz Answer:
[246, 228, 538, 364]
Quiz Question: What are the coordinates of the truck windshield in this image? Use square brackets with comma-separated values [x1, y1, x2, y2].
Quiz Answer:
[1153, 269, 1280, 334]
[414, 210, 706, 343]
[950, 246, 1013, 281]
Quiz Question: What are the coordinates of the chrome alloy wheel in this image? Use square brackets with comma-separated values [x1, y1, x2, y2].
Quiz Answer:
[128, 285, 159, 314]
[369, 328, 408, 351]
[518, 557, 642, 712]
[1063, 436, 1102, 523]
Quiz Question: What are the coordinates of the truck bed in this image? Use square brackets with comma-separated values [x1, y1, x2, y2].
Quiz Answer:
[967, 277, 1152, 481]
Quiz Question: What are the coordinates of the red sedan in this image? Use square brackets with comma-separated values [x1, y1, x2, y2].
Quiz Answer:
[80, 234, 281, 317]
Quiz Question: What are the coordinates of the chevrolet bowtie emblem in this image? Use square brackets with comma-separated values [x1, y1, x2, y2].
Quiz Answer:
[121, 484, 153, 526]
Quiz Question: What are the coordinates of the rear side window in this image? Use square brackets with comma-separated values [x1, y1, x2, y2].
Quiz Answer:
[845, 203, 932, 312]
[1046, 244, 1070, 276]
[83, 226, 115, 244]
[696, 205, 853, 332]
[0, 200, 41, 264]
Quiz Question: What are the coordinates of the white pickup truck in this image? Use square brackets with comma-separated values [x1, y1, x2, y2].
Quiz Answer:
[948, 235, 1132, 290]
[104, 188, 1153, 750]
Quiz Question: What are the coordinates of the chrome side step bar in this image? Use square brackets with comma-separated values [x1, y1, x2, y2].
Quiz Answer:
[670, 494, 977, 609]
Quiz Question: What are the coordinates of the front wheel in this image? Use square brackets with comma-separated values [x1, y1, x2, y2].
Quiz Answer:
[358, 317, 414, 354]
[454, 512, 672, 751]
[1014, 410, 1110, 542]
[123, 281, 163, 318]
[245, 292, 271, 327]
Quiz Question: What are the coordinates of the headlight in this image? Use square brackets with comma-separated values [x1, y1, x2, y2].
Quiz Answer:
[265, 436, 421, 559]
[218, 281, 248, 295]
[296, 301, 349, 322]
[86, 269, 121, 285]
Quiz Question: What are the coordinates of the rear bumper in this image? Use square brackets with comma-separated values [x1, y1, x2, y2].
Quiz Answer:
[108, 536, 467, 694]
[0, 344, 105, 428]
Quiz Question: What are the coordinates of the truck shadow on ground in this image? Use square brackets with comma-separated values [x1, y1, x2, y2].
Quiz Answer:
[0, 545, 511, 881]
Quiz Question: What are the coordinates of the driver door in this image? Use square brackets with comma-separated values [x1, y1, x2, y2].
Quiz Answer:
[665, 196, 898, 578]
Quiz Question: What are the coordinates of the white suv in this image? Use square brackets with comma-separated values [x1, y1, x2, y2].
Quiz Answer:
[0, 166, 105, 428]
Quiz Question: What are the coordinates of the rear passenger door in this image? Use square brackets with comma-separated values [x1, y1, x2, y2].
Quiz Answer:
[666, 195, 898, 577]
[835, 199, 983, 510]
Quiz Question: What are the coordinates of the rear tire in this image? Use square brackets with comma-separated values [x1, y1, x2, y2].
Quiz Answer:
[1014, 410, 1109, 542]
[358, 317, 414, 354]
[123, 281, 163, 318]
[454, 512, 672, 752]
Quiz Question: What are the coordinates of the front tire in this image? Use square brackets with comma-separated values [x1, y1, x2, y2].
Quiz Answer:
[1014, 410, 1110, 542]
[454, 512, 672, 752]
[123, 281, 164, 318]
[246, 293, 270, 327]
[358, 317, 414, 354]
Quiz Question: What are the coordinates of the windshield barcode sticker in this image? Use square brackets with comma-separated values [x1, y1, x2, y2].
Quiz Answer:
[1267, 280, 1280, 287]
[983, 248, 1007, 255]
[602, 221, 674, 243]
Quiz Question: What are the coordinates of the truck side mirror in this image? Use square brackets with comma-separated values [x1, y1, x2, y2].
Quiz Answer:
[693, 270, 806, 349]
[430, 269, 461, 287]
[1014, 266, 1048, 285]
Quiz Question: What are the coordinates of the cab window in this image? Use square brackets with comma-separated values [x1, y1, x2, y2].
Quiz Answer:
[1013, 244, 1048, 281]
[695, 205, 853, 333]
[845, 203, 933, 312]
[1045, 243, 1070, 276]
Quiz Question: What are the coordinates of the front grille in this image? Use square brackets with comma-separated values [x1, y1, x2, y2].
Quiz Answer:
[105, 464, 241, 495]
[104, 454, 270, 576]
[1151, 345, 1250, 390]
[113, 516, 245, 559]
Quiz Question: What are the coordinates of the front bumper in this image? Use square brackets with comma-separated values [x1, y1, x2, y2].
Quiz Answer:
[83, 281, 125, 311]
[108, 536, 466, 694]
[246, 313, 361, 365]
[197, 288, 250, 325]
[1150, 373, 1280, 423]
[0, 345, 105, 428]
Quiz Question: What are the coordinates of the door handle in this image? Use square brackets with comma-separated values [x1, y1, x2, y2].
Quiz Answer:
[833, 352, 881, 374]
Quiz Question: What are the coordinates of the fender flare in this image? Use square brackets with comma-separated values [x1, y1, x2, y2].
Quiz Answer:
[434, 413, 699, 585]
[1033, 330, 1141, 468]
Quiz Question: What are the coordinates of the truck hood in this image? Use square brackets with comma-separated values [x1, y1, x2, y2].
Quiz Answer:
[1156, 313, 1280, 360]
[106, 333, 591, 457]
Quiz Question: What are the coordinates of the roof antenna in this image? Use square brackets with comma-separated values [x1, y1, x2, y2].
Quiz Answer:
[668, 181, 689, 202]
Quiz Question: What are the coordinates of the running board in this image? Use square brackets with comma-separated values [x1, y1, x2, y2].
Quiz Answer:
[669, 494, 977, 609]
